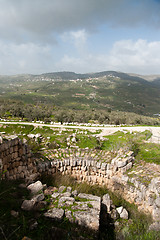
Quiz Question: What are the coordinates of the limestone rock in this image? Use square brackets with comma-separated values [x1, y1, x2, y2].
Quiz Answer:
[51, 192, 59, 198]
[73, 209, 99, 231]
[149, 222, 160, 231]
[102, 193, 112, 212]
[117, 159, 127, 168]
[120, 208, 128, 219]
[33, 201, 47, 211]
[32, 193, 44, 202]
[61, 192, 71, 197]
[65, 210, 74, 223]
[44, 208, 64, 221]
[58, 196, 75, 207]
[67, 186, 72, 192]
[78, 193, 101, 202]
[116, 206, 123, 215]
[27, 181, 43, 195]
[21, 199, 36, 211]
[72, 190, 78, 197]
[58, 186, 66, 193]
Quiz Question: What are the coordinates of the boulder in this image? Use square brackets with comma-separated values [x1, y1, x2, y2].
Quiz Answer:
[27, 181, 43, 195]
[21, 199, 36, 211]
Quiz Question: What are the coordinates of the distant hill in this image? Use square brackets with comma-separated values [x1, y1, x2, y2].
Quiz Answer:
[0, 70, 160, 116]
[40, 71, 146, 82]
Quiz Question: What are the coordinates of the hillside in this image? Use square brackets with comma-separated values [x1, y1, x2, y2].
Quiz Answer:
[0, 71, 160, 118]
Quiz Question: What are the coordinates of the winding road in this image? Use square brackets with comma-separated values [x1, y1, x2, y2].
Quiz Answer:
[0, 121, 160, 144]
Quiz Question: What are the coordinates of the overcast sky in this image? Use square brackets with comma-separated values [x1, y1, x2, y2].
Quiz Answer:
[0, 0, 160, 75]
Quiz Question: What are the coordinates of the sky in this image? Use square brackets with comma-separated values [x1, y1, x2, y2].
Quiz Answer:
[1, 0, 160, 75]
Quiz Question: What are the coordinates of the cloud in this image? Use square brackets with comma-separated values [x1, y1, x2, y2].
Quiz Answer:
[1, 38, 160, 75]
[108, 39, 160, 74]
[61, 29, 88, 54]
[56, 39, 160, 75]
[0, 0, 160, 43]
[0, 41, 52, 74]
[0, 1, 160, 74]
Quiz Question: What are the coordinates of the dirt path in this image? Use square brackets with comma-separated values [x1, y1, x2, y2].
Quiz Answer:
[99, 126, 160, 144]
[0, 121, 160, 144]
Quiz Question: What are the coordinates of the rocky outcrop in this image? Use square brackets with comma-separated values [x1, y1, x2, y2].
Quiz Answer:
[21, 182, 102, 231]
[21, 181, 129, 232]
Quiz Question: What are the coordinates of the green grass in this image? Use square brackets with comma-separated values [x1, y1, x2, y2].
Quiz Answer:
[0, 124, 34, 135]
[101, 130, 152, 152]
[76, 135, 99, 149]
[136, 143, 160, 164]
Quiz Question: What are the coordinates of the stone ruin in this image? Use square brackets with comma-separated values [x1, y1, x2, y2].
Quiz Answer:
[20, 180, 128, 233]
[0, 136, 160, 230]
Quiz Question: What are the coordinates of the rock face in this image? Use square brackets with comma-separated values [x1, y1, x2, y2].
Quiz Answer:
[21, 181, 102, 231]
